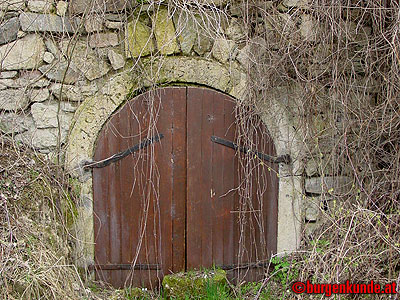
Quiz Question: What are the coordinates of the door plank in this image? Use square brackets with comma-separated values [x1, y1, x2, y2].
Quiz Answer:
[154, 88, 172, 286]
[93, 129, 111, 284]
[200, 88, 214, 268]
[170, 88, 187, 272]
[186, 87, 203, 270]
[109, 113, 122, 287]
[211, 89, 225, 267]
[222, 99, 239, 280]
[119, 101, 134, 286]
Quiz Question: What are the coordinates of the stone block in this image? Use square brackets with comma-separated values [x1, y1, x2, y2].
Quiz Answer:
[283, 0, 309, 7]
[39, 60, 81, 84]
[43, 51, 54, 63]
[305, 156, 334, 176]
[346, 22, 372, 46]
[104, 20, 122, 30]
[27, 0, 54, 13]
[69, 0, 131, 15]
[0, 34, 45, 70]
[60, 101, 77, 112]
[0, 112, 34, 134]
[143, 57, 231, 92]
[0, 0, 25, 11]
[196, 0, 228, 6]
[300, 14, 317, 42]
[0, 71, 17, 78]
[0, 75, 49, 89]
[174, 10, 226, 56]
[0, 89, 29, 111]
[173, 11, 197, 55]
[304, 196, 321, 221]
[107, 48, 124, 70]
[305, 176, 352, 194]
[28, 88, 50, 102]
[19, 70, 50, 87]
[44, 38, 60, 57]
[153, 8, 179, 55]
[236, 37, 267, 68]
[193, 33, 212, 55]
[308, 43, 332, 77]
[0, 79, 16, 89]
[225, 19, 245, 41]
[17, 30, 26, 38]
[230, 71, 247, 99]
[31, 101, 73, 129]
[211, 38, 236, 63]
[56, 0, 67, 16]
[50, 82, 98, 102]
[84, 15, 103, 33]
[59, 40, 110, 81]
[105, 13, 125, 22]
[15, 127, 68, 150]
[0, 17, 19, 45]
[236, 44, 250, 67]
[230, 1, 272, 16]
[125, 19, 154, 58]
[305, 158, 319, 177]
[89, 32, 119, 48]
[277, 3, 289, 12]
[19, 12, 79, 33]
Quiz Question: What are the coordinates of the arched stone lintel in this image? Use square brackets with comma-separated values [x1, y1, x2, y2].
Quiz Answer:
[65, 57, 303, 267]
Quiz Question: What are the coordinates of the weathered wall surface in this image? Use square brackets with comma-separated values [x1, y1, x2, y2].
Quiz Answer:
[0, 0, 367, 256]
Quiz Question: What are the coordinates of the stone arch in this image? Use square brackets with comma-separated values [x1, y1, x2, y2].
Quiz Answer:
[65, 57, 303, 267]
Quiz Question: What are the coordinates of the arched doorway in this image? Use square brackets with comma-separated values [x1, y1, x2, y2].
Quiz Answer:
[90, 87, 279, 288]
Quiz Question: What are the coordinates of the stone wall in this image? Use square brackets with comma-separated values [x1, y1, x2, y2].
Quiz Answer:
[0, 1, 245, 153]
[0, 0, 368, 252]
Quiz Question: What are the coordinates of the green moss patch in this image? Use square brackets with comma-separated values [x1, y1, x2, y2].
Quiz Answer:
[162, 269, 229, 299]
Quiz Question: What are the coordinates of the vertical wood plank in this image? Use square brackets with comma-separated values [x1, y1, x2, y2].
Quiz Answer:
[227, 101, 239, 282]
[200, 88, 214, 268]
[108, 113, 122, 287]
[119, 100, 135, 287]
[264, 130, 279, 257]
[127, 99, 143, 287]
[212, 91, 225, 267]
[155, 88, 172, 286]
[93, 129, 111, 284]
[171, 87, 187, 272]
[186, 87, 203, 270]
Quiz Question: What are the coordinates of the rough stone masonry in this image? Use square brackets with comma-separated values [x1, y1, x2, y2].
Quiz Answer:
[0, 0, 365, 249]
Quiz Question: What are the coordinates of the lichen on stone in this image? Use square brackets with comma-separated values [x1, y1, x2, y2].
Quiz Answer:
[162, 269, 228, 299]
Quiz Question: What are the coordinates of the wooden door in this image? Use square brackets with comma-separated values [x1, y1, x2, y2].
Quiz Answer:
[91, 87, 278, 288]
[186, 87, 278, 283]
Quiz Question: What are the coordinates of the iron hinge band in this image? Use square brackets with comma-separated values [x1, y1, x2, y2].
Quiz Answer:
[84, 133, 164, 170]
[211, 135, 291, 164]
[88, 263, 161, 271]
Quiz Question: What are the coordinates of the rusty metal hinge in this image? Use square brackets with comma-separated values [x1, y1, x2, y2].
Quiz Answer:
[84, 133, 164, 170]
[219, 261, 269, 270]
[88, 263, 161, 271]
[211, 136, 291, 164]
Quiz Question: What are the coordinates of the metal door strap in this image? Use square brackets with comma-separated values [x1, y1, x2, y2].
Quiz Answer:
[84, 133, 164, 170]
[211, 135, 291, 164]
[88, 263, 161, 270]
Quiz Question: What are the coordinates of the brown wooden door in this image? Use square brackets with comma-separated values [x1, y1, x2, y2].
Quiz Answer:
[92, 87, 278, 288]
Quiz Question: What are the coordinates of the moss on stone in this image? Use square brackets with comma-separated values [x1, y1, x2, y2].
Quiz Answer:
[162, 269, 228, 299]
[152, 8, 180, 55]
[125, 19, 155, 58]
[123, 287, 149, 299]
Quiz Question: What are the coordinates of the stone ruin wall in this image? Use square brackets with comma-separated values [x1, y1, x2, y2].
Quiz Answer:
[0, 0, 372, 244]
